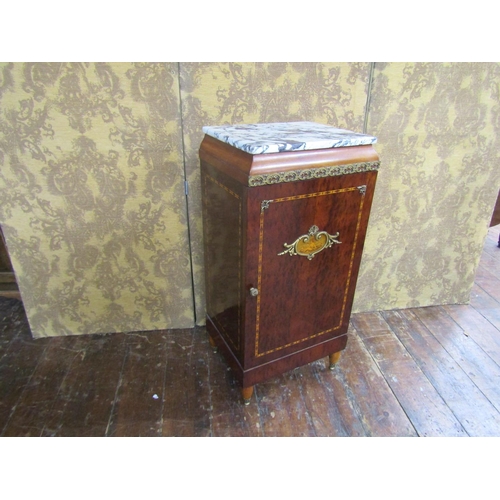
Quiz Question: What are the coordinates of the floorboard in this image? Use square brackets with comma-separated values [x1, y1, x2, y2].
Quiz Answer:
[161, 328, 212, 437]
[382, 309, 500, 436]
[1, 226, 500, 437]
[107, 331, 168, 437]
[352, 312, 466, 437]
[201, 333, 263, 437]
[42, 333, 127, 437]
[414, 306, 500, 414]
[294, 358, 366, 437]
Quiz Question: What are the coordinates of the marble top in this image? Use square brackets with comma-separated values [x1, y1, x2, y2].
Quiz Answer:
[202, 121, 377, 155]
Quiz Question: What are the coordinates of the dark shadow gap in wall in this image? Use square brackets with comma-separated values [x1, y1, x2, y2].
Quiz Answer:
[176, 62, 198, 324]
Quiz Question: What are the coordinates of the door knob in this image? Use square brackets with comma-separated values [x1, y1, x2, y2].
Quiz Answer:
[249, 287, 259, 297]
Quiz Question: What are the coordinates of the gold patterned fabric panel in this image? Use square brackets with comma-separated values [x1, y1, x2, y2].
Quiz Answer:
[0, 63, 194, 337]
[179, 62, 371, 324]
[353, 62, 500, 312]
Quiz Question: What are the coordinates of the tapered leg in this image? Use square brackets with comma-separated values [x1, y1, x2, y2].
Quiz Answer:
[242, 386, 254, 405]
[208, 334, 218, 353]
[329, 351, 341, 370]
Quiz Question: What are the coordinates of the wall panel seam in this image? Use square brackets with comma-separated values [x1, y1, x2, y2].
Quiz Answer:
[363, 62, 375, 134]
[176, 62, 197, 325]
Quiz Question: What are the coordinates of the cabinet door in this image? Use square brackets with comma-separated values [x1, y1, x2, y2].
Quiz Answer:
[244, 172, 376, 367]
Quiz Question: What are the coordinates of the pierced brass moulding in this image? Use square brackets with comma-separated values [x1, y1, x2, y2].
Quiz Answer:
[248, 161, 380, 187]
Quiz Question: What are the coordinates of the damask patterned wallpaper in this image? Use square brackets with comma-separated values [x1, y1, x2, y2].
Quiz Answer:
[0, 63, 194, 337]
[354, 62, 500, 311]
[1, 62, 499, 337]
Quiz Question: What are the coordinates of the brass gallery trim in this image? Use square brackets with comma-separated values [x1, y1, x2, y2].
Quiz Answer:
[248, 161, 380, 186]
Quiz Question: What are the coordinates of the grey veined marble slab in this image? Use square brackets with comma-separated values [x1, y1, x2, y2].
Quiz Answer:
[202, 121, 377, 154]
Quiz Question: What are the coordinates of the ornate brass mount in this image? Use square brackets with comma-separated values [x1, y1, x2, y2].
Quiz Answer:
[278, 225, 341, 260]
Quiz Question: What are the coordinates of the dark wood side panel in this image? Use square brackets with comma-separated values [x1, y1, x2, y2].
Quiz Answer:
[201, 161, 247, 361]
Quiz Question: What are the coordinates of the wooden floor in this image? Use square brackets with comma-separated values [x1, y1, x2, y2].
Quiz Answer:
[1, 226, 500, 437]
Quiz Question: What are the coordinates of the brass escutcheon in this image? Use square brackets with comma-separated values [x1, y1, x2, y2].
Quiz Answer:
[278, 225, 341, 260]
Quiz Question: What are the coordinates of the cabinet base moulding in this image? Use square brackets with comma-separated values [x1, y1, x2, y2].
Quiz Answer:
[207, 316, 347, 398]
